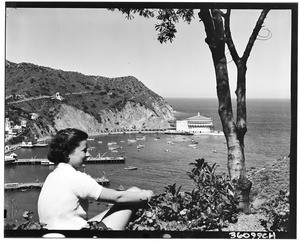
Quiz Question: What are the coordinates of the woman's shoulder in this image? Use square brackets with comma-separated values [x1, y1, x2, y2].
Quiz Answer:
[75, 169, 93, 179]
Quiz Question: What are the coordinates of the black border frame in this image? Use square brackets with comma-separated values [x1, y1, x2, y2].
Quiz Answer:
[4, 1, 297, 239]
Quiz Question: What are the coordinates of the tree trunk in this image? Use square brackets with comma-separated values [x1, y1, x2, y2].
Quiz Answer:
[199, 9, 251, 213]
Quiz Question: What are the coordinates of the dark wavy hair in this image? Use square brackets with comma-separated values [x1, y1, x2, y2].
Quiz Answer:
[47, 128, 88, 163]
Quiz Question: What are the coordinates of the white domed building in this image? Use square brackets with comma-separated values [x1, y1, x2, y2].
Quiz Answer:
[176, 112, 214, 134]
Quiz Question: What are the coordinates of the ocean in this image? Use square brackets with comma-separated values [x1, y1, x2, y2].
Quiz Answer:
[4, 98, 291, 225]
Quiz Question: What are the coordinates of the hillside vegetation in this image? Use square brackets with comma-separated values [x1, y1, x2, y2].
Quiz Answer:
[5, 60, 175, 141]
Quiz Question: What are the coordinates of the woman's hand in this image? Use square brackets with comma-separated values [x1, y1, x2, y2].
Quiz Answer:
[142, 190, 154, 201]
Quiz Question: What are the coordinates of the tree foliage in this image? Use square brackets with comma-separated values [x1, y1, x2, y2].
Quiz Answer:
[109, 8, 195, 43]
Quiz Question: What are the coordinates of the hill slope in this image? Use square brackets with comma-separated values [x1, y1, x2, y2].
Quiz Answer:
[5, 60, 175, 141]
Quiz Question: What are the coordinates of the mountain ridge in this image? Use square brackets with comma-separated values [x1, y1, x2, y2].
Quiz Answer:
[5, 60, 175, 142]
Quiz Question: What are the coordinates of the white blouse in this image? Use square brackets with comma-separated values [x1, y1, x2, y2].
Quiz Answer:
[38, 163, 103, 230]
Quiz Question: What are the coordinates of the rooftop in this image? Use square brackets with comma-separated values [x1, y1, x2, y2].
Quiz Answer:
[187, 112, 212, 121]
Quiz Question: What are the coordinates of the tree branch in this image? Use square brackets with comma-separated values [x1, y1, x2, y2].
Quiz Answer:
[198, 9, 215, 48]
[224, 9, 240, 65]
[242, 9, 270, 62]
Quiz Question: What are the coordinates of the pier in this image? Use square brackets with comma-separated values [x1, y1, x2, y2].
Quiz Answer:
[6, 156, 125, 166]
[4, 178, 110, 191]
[10, 158, 54, 165]
[85, 156, 125, 164]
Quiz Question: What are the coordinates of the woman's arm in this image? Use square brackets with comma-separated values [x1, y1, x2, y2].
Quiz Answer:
[97, 186, 154, 204]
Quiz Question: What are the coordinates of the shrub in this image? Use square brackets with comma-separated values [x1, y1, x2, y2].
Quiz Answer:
[127, 158, 240, 231]
[5, 211, 46, 230]
[259, 190, 289, 232]
[94, 84, 102, 90]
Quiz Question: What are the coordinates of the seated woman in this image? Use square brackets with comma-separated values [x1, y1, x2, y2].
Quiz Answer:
[37, 128, 153, 230]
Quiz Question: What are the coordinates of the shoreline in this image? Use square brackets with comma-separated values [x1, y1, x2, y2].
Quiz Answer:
[5, 129, 225, 153]
[88, 130, 225, 137]
[87, 130, 166, 137]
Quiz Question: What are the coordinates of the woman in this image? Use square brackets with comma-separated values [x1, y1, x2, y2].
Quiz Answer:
[37, 128, 154, 230]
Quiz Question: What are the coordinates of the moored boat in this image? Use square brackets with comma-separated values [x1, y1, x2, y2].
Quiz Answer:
[137, 144, 145, 149]
[124, 166, 138, 170]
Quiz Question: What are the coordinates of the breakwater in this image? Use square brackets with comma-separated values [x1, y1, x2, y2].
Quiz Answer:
[4, 177, 110, 191]
[6, 156, 125, 166]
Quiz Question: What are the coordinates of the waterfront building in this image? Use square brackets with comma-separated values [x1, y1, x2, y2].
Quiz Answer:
[176, 112, 214, 134]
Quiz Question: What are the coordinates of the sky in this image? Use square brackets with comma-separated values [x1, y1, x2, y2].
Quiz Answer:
[5, 4, 292, 99]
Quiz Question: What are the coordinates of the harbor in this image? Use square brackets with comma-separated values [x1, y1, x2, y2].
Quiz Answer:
[3, 98, 291, 227]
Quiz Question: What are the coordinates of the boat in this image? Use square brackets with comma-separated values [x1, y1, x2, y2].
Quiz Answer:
[100, 171, 108, 181]
[97, 141, 103, 144]
[137, 144, 145, 149]
[124, 166, 138, 170]
[108, 141, 117, 146]
[87, 138, 95, 141]
[108, 145, 122, 151]
[136, 136, 146, 141]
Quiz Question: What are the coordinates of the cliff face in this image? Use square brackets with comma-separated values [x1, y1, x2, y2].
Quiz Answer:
[55, 102, 171, 134]
[5, 60, 175, 140]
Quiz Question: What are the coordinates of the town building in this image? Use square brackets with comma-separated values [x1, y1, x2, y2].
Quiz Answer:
[176, 112, 214, 134]
[21, 119, 27, 128]
[5, 118, 13, 132]
[30, 113, 39, 120]
[5, 118, 23, 141]
[55, 92, 63, 101]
